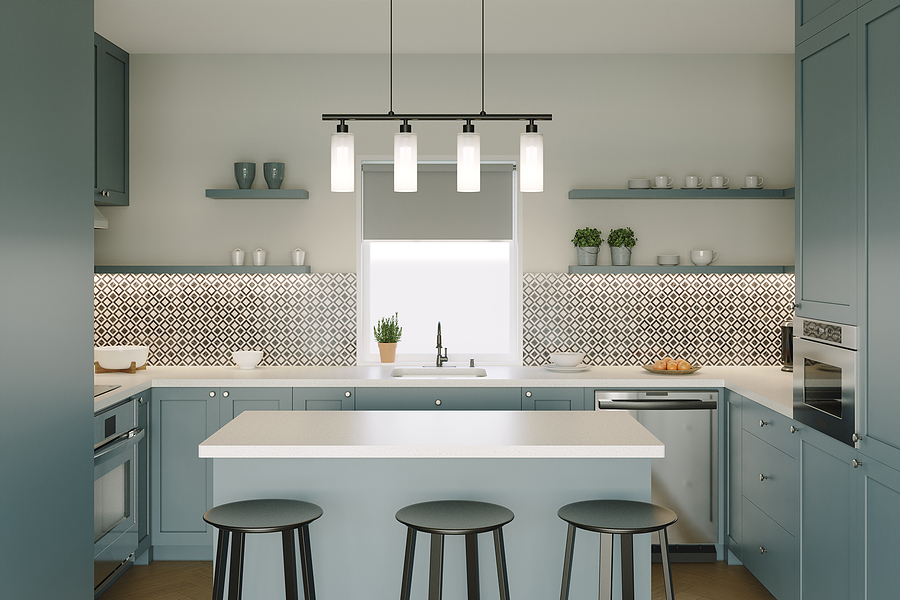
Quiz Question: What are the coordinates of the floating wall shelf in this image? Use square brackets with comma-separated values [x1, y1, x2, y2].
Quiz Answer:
[205, 189, 309, 199]
[95, 266, 312, 274]
[568, 265, 794, 274]
[568, 187, 795, 200]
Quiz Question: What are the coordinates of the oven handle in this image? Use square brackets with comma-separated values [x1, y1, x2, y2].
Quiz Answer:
[597, 400, 717, 410]
[94, 428, 145, 460]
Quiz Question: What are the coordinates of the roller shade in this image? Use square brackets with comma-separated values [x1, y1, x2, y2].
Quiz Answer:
[362, 163, 515, 240]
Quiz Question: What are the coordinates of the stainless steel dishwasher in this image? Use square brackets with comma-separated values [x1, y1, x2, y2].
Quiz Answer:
[595, 390, 718, 561]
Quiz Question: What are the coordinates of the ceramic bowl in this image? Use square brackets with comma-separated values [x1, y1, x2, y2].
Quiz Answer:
[232, 350, 264, 369]
[95, 345, 149, 370]
[627, 178, 652, 189]
[549, 352, 585, 367]
[657, 254, 680, 266]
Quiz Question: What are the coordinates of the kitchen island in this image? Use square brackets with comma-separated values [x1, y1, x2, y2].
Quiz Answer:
[200, 409, 664, 600]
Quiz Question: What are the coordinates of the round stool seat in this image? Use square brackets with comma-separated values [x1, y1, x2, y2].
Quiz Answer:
[396, 500, 514, 535]
[203, 499, 323, 534]
[558, 499, 677, 535]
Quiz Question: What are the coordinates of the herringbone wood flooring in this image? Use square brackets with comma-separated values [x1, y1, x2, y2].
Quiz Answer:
[101, 560, 776, 600]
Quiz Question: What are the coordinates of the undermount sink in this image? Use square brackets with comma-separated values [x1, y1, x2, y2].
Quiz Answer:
[391, 367, 487, 377]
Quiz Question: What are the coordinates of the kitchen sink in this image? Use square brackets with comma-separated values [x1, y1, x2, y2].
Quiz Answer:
[391, 367, 487, 377]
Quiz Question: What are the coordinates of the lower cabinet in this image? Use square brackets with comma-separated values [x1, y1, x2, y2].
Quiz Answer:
[135, 392, 151, 562]
[219, 387, 291, 425]
[293, 387, 355, 410]
[522, 387, 587, 410]
[355, 387, 522, 410]
[857, 455, 900, 600]
[742, 498, 799, 600]
[726, 391, 742, 561]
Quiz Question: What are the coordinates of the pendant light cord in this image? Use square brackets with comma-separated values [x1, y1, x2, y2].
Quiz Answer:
[481, 0, 485, 115]
[389, 0, 393, 115]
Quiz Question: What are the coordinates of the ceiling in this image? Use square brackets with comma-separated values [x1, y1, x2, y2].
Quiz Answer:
[95, 0, 794, 55]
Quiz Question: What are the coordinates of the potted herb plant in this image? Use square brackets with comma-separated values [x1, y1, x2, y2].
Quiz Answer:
[607, 227, 637, 266]
[373, 312, 403, 363]
[571, 227, 604, 266]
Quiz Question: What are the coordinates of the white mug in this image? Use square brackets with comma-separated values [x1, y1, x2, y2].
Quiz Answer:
[691, 249, 719, 266]
[685, 176, 703, 188]
[745, 176, 764, 188]
[291, 248, 306, 266]
[252, 248, 267, 266]
[231, 248, 245, 266]
[655, 176, 673, 188]
[710, 176, 729, 188]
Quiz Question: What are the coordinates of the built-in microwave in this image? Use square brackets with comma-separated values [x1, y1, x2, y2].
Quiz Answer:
[793, 317, 858, 446]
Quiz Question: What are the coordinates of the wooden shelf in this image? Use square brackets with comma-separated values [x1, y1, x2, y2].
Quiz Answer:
[205, 189, 309, 199]
[95, 266, 312, 274]
[568, 187, 795, 200]
[568, 265, 794, 274]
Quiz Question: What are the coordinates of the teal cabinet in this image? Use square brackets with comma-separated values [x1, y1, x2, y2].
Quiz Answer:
[726, 391, 742, 562]
[797, 0, 859, 42]
[93, 33, 128, 206]
[795, 14, 860, 326]
[293, 387, 355, 411]
[741, 498, 799, 600]
[857, 456, 900, 600]
[743, 432, 799, 536]
[150, 388, 219, 560]
[799, 426, 858, 600]
[521, 387, 586, 410]
[859, 0, 900, 467]
[219, 387, 291, 426]
[355, 387, 521, 410]
[136, 392, 151, 561]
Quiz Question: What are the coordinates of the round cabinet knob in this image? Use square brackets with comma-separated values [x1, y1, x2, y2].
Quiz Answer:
[435, 399, 442, 406]
[792, 302, 801, 309]
[852, 433, 862, 443]
[222, 391, 229, 398]
[759, 420, 769, 428]
[344, 391, 351, 398]
[525, 391, 532, 398]
[101, 190, 110, 197]
[759, 474, 768, 482]
[209, 391, 216, 397]
[138, 397, 145, 404]
[791, 425, 799, 434]
[759, 546, 768, 555]
[853, 459, 863, 469]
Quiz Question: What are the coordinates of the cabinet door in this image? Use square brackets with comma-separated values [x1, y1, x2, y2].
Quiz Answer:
[293, 387, 355, 411]
[522, 387, 585, 410]
[93, 33, 128, 206]
[859, 0, 900, 467]
[219, 387, 291, 426]
[797, 0, 859, 43]
[136, 392, 150, 547]
[355, 387, 522, 410]
[742, 498, 798, 600]
[858, 456, 900, 600]
[151, 388, 218, 559]
[743, 433, 798, 536]
[795, 15, 860, 325]
[799, 427, 858, 600]
[726, 391, 742, 562]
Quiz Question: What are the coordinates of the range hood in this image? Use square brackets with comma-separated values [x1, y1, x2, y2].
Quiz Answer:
[94, 207, 108, 229]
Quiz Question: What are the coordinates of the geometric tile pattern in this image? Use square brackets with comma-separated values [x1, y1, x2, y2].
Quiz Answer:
[522, 273, 795, 367]
[94, 273, 357, 366]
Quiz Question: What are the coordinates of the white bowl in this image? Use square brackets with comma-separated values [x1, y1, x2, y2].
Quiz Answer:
[94, 345, 149, 370]
[232, 350, 263, 369]
[657, 254, 680, 266]
[549, 352, 585, 367]
[627, 178, 652, 189]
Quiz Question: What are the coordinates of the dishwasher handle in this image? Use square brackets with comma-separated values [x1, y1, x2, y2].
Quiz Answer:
[596, 400, 717, 410]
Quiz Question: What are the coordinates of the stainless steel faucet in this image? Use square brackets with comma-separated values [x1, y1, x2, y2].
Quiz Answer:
[436, 321, 449, 367]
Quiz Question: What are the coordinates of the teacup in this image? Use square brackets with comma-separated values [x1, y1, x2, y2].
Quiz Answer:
[691, 250, 719, 266]
[745, 176, 764, 188]
[684, 176, 703, 188]
[710, 176, 729, 188]
[655, 176, 673, 188]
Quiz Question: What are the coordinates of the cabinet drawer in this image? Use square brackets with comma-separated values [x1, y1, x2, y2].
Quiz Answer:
[355, 388, 522, 410]
[742, 433, 799, 535]
[742, 401, 799, 458]
[522, 387, 585, 410]
[742, 498, 798, 600]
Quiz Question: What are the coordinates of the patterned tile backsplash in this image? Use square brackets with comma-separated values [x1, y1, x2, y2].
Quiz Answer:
[94, 272, 793, 367]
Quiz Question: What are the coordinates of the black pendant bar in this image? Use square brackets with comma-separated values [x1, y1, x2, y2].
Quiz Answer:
[322, 113, 552, 122]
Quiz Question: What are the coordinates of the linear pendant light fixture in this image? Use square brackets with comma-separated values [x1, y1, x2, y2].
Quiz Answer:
[324, 0, 550, 193]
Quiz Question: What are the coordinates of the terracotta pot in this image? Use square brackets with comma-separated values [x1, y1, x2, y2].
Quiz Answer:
[378, 342, 397, 363]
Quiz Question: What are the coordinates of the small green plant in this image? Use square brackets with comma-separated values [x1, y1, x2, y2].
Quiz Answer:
[373, 313, 403, 344]
[571, 227, 604, 248]
[607, 227, 638, 248]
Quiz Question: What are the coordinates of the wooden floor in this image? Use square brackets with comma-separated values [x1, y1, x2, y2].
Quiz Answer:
[102, 559, 776, 600]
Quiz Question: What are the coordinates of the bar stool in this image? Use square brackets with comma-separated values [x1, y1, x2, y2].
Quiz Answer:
[203, 498, 322, 600]
[395, 500, 514, 600]
[557, 499, 678, 600]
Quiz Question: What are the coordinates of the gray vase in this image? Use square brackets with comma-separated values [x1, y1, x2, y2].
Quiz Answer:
[576, 246, 599, 266]
[234, 162, 256, 189]
[610, 246, 632, 266]
[263, 162, 285, 189]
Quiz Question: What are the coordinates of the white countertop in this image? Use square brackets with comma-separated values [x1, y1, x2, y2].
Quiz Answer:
[198, 409, 664, 459]
[94, 364, 794, 417]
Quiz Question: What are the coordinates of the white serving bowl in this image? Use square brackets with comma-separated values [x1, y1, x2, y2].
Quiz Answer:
[657, 254, 680, 266]
[232, 350, 263, 370]
[94, 345, 149, 370]
[627, 178, 652, 189]
[549, 352, 585, 367]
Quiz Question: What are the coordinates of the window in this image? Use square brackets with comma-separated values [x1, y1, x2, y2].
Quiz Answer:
[359, 163, 520, 365]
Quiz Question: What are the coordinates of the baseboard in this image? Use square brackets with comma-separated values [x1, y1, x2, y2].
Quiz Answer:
[150, 545, 213, 561]
[652, 543, 718, 563]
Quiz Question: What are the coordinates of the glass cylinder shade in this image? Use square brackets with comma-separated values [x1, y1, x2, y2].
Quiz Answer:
[519, 132, 544, 192]
[457, 132, 481, 192]
[330, 132, 355, 192]
[394, 132, 417, 192]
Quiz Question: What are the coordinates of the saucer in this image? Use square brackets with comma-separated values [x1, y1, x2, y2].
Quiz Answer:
[651, 186, 674, 189]
[543, 364, 592, 373]
[740, 186, 764, 189]
[681, 186, 704, 190]
[709, 186, 729, 190]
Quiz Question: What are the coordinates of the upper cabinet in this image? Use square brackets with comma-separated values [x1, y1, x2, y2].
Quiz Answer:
[796, 0, 859, 43]
[94, 33, 129, 206]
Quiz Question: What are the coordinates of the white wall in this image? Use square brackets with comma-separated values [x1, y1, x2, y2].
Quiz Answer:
[94, 53, 795, 271]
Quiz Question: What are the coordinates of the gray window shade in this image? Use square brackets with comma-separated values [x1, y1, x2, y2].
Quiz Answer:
[362, 163, 514, 240]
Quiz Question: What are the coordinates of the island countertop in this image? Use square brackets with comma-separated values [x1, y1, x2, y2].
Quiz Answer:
[198, 409, 664, 459]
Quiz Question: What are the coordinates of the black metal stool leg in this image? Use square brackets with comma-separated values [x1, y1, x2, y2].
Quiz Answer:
[228, 532, 246, 600]
[465, 533, 480, 600]
[658, 527, 675, 600]
[559, 523, 576, 600]
[399, 528, 417, 600]
[428, 533, 445, 600]
[213, 529, 229, 600]
[298, 524, 316, 600]
[282, 528, 299, 600]
[598, 533, 613, 600]
[620, 534, 634, 600]
[493, 528, 511, 600]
